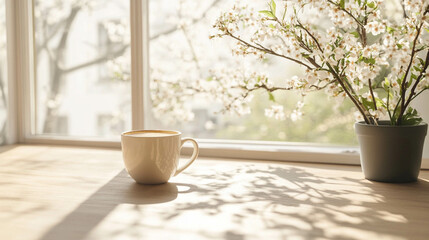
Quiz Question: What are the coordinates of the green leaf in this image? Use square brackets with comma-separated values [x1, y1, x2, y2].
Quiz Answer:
[403, 117, 423, 125]
[367, 2, 376, 8]
[362, 57, 376, 65]
[375, 98, 385, 108]
[386, 26, 395, 33]
[268, 92, 276, 102]
[413, 66, 422, 72]
[401, 107, 423, 125]
[339, 0, 345, 8]
[351, 31, 360, 38]
[270, 0, 276, 15]
[259, 10, 275, 18]
[384, 78, 390, 88]
[361, 97, 376, 110]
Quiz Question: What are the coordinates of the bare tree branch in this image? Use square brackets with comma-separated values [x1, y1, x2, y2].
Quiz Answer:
[43, 6, 81, 133]
[150, 0, 221, 40]
[63, 45, 128, 74]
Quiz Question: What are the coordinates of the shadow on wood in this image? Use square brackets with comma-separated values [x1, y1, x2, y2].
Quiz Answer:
[40, 169, 178, 240]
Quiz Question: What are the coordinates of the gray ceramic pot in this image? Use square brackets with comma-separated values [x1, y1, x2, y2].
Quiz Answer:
[355, 121, 428, 183]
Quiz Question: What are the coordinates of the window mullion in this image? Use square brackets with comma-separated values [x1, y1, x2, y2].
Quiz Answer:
[130, 0, 149, 130]
[4, 0, 16, 144]
[13, 0, 35, 143]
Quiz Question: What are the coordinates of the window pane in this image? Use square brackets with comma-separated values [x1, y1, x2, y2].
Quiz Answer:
[148, 0, 357, 146]
[34, 0, 131, 138]
[0, 0, 7, 145]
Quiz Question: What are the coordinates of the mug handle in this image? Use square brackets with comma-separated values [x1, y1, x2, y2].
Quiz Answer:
[174, 138, 199, 176]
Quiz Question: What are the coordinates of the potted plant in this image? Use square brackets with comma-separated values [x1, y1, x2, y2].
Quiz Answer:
[210, 0, 428, 182]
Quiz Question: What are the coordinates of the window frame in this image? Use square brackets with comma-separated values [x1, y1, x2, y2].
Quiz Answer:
[6, 0, 429, 168]
[2, 0, 15, 144]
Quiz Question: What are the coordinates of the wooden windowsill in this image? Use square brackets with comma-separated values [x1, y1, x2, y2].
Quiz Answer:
[0, 145, 428, 240]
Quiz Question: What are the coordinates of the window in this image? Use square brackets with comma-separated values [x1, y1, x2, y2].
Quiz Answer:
[97, 114, 125, 137]
[147, 0, 357, 146]
[5, 0, 428, 165]
[28, 0, 357, 146]
[33, 0, 131, 138]
[0, 0, 7, 145]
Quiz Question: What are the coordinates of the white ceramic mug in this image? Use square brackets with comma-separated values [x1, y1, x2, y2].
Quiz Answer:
[121, 130, 199, 184]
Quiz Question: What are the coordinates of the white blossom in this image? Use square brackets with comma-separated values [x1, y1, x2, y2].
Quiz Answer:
[208, 0, 429, 124]
[365, 21, 385, 35]
[265, 105, 286, 120]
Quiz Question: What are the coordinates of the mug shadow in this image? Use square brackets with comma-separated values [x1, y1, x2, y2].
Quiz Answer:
[40, 169, 181, 240]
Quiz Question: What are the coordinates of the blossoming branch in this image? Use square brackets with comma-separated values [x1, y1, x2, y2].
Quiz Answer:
[211, 0, 429, 125]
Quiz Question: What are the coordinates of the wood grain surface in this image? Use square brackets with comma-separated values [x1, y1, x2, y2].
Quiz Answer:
[0, 145, 428, 240]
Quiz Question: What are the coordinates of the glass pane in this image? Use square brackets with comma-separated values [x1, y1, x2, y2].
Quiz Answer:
[0, 0, 7, 145]
[34, 0, 131, 138]
[148, 0, 357, 146]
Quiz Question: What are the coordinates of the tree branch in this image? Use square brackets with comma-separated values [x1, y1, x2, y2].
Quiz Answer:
[180, 26, 202, 71]
[63, 45, 128, 74]
[151, 0, 221, 41]
[36, 20, 67, 56]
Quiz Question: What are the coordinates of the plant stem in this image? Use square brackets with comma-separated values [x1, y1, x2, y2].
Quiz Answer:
[295, 20, 323, 53]
[400, 0, 408, 18]
[397, 23, 424, 125]
[326, 0, 364, 28]
[226, 31, 314, 70]
[409, 88, 427, 102]
[327, 63, 371, 124]
[402, 50, 429, 112]
[368, 79, 377, 111]
[386, 85, 393, 123]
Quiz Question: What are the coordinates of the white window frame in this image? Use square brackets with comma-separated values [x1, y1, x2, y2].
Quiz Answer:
[5, 0, 429, 168]
[4, 0, 17, 145]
